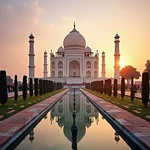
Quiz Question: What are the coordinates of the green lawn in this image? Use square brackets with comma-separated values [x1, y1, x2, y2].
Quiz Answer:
[0, 89, 65, 121]
[84, 89, 150, 122]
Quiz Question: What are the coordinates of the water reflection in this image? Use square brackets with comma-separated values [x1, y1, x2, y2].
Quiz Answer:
[50, 89, 99, 144]
[16, 89, 130, 150]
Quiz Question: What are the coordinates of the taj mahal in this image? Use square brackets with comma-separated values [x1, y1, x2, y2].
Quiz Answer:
[28, 23, 120, 85]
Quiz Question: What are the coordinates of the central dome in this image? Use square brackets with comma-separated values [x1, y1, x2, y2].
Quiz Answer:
[63, 24, 86, 49]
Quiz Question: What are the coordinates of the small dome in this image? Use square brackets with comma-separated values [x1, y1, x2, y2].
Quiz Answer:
[29, 33, 34, 39]
[114, 33, 120, 39]
[85, 46, 91, 52]
[63, 24, 86, 49]
[44, 51, 47, 54]
[58, 46, 64, 52]
[102, 51, 105, 54]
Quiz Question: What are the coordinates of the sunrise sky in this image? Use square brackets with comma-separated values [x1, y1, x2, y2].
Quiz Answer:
[0, 0, 149, 81]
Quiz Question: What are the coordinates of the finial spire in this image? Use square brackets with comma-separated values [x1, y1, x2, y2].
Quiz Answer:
[74, 21, 76, 29]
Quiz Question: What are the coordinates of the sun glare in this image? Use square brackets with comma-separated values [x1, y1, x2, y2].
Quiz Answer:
[120, 59, 126, 68]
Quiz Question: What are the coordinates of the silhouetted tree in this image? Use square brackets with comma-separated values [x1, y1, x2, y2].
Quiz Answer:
[29, 78, 33, 97]
[121, 77, 125, 99]
[107, 79, 112, 96]
[130, 76, 134, 102]
[120, 65, 141, 84]
[39, 79, 43, 95]
[113, 79, 118, 98]
[22, 76, 27, 100]
[14, 75, 18, 102]
[142, 72, 149, 107]
[0, 71, 8, 106]
[34, 78, 38, 97]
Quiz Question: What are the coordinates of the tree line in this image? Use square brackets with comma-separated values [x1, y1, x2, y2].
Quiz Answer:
[0, 70, 63, 106]
[85, 72, 149, 107]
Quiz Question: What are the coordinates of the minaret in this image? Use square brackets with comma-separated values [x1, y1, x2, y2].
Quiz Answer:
[101, 51, 106, 79]
[28, 33, 35, 82]
[114, 33, 120, 81]
[43, 51, 48, 78]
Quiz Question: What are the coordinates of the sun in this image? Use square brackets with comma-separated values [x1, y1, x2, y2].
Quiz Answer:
[120, 59, 126, 69]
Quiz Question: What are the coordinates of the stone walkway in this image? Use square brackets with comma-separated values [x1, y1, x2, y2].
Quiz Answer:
[81, 89, 150, 149]
[0, 89, 68, 148]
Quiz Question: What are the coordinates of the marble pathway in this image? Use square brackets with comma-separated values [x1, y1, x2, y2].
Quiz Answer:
[81, 89, 150, 149]
[0, 89, 68, 148]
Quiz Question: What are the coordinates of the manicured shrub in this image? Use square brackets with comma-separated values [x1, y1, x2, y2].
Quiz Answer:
[14, 75, 18, 102]
[39, 79, 43, 95]
[107, 79, 112, 96]
[113, 79, 118, 98]
[142, 72, 149, 107]
[22, 76, 27, 100]
[34, 78, 38, 97]
[121, 77, 125, 99]
[104, 80, 107, 95]
[130, 76, 134, 102]
[29, 78, 33, 97]
[100, 80, 103, 94]
[43, 80, 46, 94]
[0, 70, 8, 106]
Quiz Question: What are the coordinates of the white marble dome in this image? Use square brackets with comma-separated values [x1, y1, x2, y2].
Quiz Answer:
[58, 46, 64, 52]
[63, 26, 86, 49]
[85, 46, 91, 52]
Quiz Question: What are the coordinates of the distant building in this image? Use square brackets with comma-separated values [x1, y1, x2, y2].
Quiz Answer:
[6, 76, 13, 85]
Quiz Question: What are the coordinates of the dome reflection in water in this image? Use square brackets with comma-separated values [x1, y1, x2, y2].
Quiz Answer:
[16, 89, 130, 150]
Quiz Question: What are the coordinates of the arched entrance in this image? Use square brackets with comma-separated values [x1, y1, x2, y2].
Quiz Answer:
[69, 60, 80, 77]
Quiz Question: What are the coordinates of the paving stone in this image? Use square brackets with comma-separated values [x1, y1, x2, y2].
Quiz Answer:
[134, 132, 150, 137]
[8, 107, 13, 110]
[116, 119, 131, 125]
[107, 109, 121, 113]
[133, 110, 141, 114]
[137, 108, 142, 111]
[14, 104, 17, 106]
[145, 115, 150, 119]
[123, 105, 129, 108]
[0, 115, 3, 119]
[7, 110, 15, 114]
[20, 106, 25, 108]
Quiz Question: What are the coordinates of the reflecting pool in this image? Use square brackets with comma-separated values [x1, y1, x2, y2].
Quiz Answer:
[15, 89, 131, 150]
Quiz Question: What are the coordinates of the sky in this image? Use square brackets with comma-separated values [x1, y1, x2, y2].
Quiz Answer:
[0, 0, 149, 81]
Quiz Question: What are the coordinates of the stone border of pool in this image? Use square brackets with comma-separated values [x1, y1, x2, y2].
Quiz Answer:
[0, 89, 69, 150]
[81, 89, 150, 150]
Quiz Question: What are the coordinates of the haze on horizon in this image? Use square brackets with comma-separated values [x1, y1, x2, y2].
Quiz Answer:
[0, 0, 149, 81]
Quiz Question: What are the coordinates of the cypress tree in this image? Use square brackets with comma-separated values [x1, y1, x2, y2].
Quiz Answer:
[43, 80, 46, 94]
[29, 78, 33, 97]
[107, 79, 112, 96]
[0, 70, 8, 106]
[34, 78, 38, 97]
[39, 79, 43, 95]
[142, 72, 149, 107]
[130, 76, 134, 102]
[100, 80, 103, 94]
[22, 76, 27, 100]
[113, 79, 118, 98]
[14, 75, 18, 102]
[104, 80, 107, 95]
[121, 77, 125, 99]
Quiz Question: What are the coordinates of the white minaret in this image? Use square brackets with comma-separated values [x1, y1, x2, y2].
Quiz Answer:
[101, 51, 106, 79]
[28, 33, 35, 81]
[114, 33, 120, 81]
[43, 51, 48, 78]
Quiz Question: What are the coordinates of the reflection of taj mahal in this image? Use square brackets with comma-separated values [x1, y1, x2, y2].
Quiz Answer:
[50, 90, 99, 142]
[28, 23, 121, 84]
